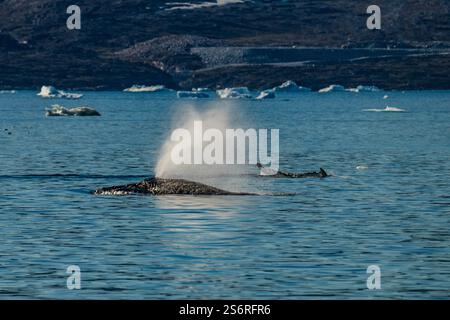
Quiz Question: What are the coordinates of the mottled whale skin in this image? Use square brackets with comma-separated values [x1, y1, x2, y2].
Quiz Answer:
[93, 177, 255, 196]
[274, 168, 328, 178]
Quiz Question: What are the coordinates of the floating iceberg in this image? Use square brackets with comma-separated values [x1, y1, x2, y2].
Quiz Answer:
[177, 90, 210, 98]
[0, 90, 16, 94]
[273, 81, 311, 93]
[318, 85, 346, 93]
[45, 105, 101, 117]
[38, 85, 58, 97]
[37, 86, 83, 99]
[256, 90, 276, 100]
[216, 87, 252, 99]
[363, 106, 406, 113]
[347, 85, 381, 93]
[123, 85, 167, 93]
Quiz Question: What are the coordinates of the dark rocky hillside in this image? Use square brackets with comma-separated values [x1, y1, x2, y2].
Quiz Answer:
[0, 0, 449, 90]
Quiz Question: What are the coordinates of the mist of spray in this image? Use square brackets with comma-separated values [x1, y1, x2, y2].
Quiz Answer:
[155, 102, 251, 180]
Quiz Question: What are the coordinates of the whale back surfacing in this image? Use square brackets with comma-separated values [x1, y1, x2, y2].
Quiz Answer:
[93, 177, 253, 196]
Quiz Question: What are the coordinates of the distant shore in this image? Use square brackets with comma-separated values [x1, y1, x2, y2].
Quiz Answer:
[2, 49, 449, 92]
[2, 1, 450, 91]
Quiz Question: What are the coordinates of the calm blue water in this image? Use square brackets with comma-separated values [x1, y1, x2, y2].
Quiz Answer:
[0, 90, 449, 299]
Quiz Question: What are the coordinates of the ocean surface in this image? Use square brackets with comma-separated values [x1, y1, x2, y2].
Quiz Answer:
[0, 90, 449, 299]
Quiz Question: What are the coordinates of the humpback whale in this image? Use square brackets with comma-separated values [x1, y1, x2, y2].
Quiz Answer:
[93, 177, 255, 196]
[93, 165, 330, 196]
[257, 163, 329, 178]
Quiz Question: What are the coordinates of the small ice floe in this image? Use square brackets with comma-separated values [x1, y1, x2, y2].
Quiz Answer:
[318, 85, 346, 93]
[194, 87, 211, 92]
[177, 90, 210, 98]
[383, 95, 389, 100]
[363, 106, 406, 112]
[255, 90, 276, 100]
[384, 106, 406, 112]
[356, 165, 369, 171]
[37, 86, 83, 99]
[123, 85, 167, 93]
[37, 86, 58, 97]
[216, 87, 252, 99]
[0, 90, 16, 94]
[45, 105, 101, 117]
[273, 80, 311, 93]
[347, 85, 381, 93]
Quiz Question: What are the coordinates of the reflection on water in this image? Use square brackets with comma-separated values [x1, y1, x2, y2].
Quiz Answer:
[153, 194, 254, 210]
[0, 91, 450, 299]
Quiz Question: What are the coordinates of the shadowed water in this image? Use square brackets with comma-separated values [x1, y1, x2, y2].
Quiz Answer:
[0, 90, 449, 299]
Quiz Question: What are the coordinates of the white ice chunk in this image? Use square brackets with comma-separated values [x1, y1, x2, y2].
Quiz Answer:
[37, 86, 83, 99]
[256, 90, 276, 100]
[318, 85, 346, 93]
[273, 80, 311, 93]
[347, 85, 381, 93]
[45, 104, 100, 117]
[123, 85, 167, 92]
[216, 87, 252, 99]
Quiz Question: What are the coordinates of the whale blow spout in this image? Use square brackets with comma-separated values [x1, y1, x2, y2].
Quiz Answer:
[93, 177, 255, 196]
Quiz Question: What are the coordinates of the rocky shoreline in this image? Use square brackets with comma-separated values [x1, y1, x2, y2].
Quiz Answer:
[1, 0, 449, 91]
[2, 52, 449, 92]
